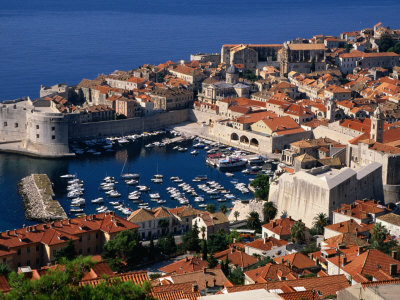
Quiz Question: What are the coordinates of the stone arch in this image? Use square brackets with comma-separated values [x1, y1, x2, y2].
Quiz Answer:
[240, 135, 249, 144]
[250, 138, 259, 147]
[231, 132, 239, 141]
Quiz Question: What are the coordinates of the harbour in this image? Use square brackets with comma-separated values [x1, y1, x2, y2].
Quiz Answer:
[0, 125, 278, 231]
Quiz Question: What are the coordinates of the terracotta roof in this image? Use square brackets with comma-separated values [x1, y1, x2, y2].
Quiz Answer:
[323, 233, 369, 248]
[333, 199, 388, 221]
[288, 44, 326, 51]
[324, 219, 368, 235]
[159, 256, 208, 275]
[152, 282, 200, 300]
[214, 248, 258, 268]
[245, 263, 294, 283]
[265, 275, 350, 298]
[196, 212, 229, 227]
[224, 282, 267, 293]
[262, 217, 297, 237]
[273, 253, 315, 270]
[234, 111, 277, 125]
[79, 271, 148, 287]
[377, 213, 400, 226]
[279, 290, 316, 300]
[261, 116, 302, 133]
[340, 51, 399, 58]
[246, 237, 288, 253]
[168, 206, 201, 218]
[0, 275, 10, 293]
[361, 279, 400, 287]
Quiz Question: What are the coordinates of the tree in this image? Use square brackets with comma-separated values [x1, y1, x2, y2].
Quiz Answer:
[220, 258, 230, 276]
[226, 230, 243, 244]
[206, 204, 216, 213]
[148, 237, 156, 261]
[344, 43, 353, 53]
[371, 223, 389, 249]
[379, 33, 394, 52]
[182, 222, 200, 252]
[158, 234, 177, 255]
[53, 240, 77, 263]
[0, 263, 11, 278]
[388, 41, 400, 54]
[228, 268, 245, 285]
[219, 204, 227, 214]
[207, 233, 228, 254]
[310, 60, 316, 73]
[115, 113, 127, 120]
[247, 211, 262, 232]
[233, 211, 240, 222]
[102, 230, 145, 271]
[290, 221, 306, 244]
[207, 254, 218, 268]
[202, 239, 208, 261]
[263, 202, 277, 223]
[250, 174, 270, 200]
[159, 219, 170, 236]
[311, 213, 330, 235]
[301, 242, 321, 255]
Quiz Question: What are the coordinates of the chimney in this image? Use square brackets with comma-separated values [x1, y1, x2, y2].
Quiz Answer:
[390, 264, 397, 276]
[185, 257, 189, 262]
[342, 256, 347, 267]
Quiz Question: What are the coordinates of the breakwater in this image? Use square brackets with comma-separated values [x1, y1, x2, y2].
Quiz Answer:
[18, 174, 67, 222]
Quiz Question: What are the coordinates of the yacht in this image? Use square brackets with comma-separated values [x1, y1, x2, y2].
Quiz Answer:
[225, 172, 234, 177]
[91, 197, 104, 204]
[121, 173, 140, 179]
[190, 150, 199, 155]
[60, 174, 76, 179]
[149, 193, 160, 199]
[108, 191, 121, 198]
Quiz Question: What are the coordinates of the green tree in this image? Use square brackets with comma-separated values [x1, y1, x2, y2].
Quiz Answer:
[115, 113, 127, 120]
[301, 242, 321, 255]
[53, 240, 77, 263]
[102, 230, 145, 271]
[0, 263, 11, 278]
[158, 234, 177, 255]
[388, 41, 400, 54]
[371, 223, 389, 249]
[207, 233, 228, 254]
[247, 211, 262, 232]
[233, 211, 240, 222]
[206, 204, 216, 213]
[228, 268, 245, 285]
[220, 258, 230, 276]
[159, 219, 170, 236]
[226, 230, 243, 244]
[263, 202, 277, 223]
[219, 204, 227, 214]
[202, 239, 208, 261]
[344, 43, 353, 53]
[207, 254, 218, 268]
[182, 222, 200, 252]
[148, 237, 156, 261]
[290, 221, 306, 244]
[156, 73, 165, 83]
[379, 33, 394, 52]
[250, 174, 270, 200]
[311, 213, 330, 235]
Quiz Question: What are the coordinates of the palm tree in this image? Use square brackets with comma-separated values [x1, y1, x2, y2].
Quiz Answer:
[312, 213, 330, 235]
[247, 211, 261, 231]
[371, 223, 388, 248]
[219, 204, 227, 214]
[234, 211, 240, 222]
[290, 221, 306, 244]
[263, 202, 277, 222]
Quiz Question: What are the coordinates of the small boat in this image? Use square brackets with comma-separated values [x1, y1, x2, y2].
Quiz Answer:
[137, 185, 150, 192]
[190, 150, 198, 155]
[110, 201, 121, 206]
[108, 191, 121, 198]
[91, 197, 104, 204]
[149, 193, 160, 199]
[125, 179, 139, 185]
[198, 204, 207, 208]
[217, 198, 227, 202]
[157, 200, 167, 204]
[60, 174, 76, 179]
[70, 208, 84, 213]
[151, 178, 163, 183]
[194, 197, 204, 203]
[121, 173, 140, 179]
[225, 172, 234, 177]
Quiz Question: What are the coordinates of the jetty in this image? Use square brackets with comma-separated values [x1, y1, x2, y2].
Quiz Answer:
[18, 174, 67, 222]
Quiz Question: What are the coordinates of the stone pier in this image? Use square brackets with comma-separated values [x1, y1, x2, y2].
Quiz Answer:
[18, 174, 67, 222]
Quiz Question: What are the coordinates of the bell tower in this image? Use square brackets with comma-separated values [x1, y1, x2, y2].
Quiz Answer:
[370, 105, 384, 143]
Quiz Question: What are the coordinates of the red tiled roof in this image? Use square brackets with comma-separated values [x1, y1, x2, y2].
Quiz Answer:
[273, 253, 316, 270]
[245, 263, 294, 283]
[246, 237, 288, 253]
[262, 217, 297, 237]
[79, 271, 148, 287]
[324, 219, 368, 235]
[214, 248, 258, 268]
[159, 256, 208, 275]
[0, 275, 10, 293]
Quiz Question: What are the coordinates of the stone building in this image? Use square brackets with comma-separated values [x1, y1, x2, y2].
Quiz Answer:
[280, 42, 326, 75]
[221, 44, 282, 68]
[149, 86, 194, 111]
[114, 97, 142, 118]
[268, 163, 384, 228]
[192, 212, 229, 240]
[338, 51, 400, 74]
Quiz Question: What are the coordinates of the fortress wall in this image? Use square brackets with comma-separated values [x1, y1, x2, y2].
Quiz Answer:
[0, 103, 27, 142]
[69, 109, 190, 139]
[313, 125, 354, 145]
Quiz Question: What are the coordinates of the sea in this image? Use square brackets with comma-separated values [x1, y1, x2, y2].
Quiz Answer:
[0, 0, 399, 230]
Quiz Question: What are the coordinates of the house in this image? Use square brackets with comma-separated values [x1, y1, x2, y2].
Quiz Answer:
[337, 279, 400, 300]
[272, 252, 318, 274]
[338, 51, 400, 74]
[244, 263, 296, 284]
[0, 212, 138, 270]
[323, 219, 370, 239]
[262, 217, 297, 241]
[168, 206, 202, 233]
[193, 212, 230, 240]
[151, 282, 201, 300]
[149, 86, 194, 111]
[127, 207, 180, 240]
[376, 213, 400, 240]
[213, 247, 258, 271]
[159, 256, 209, 275]
[250, 116, 304, 136]
[244, 237, 289, 258]
[114, 97, 142, 118]
[332, 199, 389, 224]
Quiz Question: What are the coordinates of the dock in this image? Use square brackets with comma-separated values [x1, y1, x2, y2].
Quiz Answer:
[162, 136, 188, 145]
[18, 174, 67, 222]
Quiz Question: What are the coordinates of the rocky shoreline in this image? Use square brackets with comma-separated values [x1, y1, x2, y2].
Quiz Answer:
[18, 174, 67, 222]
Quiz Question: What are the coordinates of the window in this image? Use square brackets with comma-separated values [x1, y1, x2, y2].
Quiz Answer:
[15, 123, 18, 128]
[3, 122, 7, 127]
[17, 249, 21, 256]
[87, 234, 90, 241]
[79, 249, 82, 254]
[87, 248, 91, 253]
[36, 125, 39, 129]
[36, 245, 39, 252]
[96, 233, 99, 239]
[27, 247, 30, 253]
[36, 258, 40, 265]
[52, 127, 55, 131]
[36, 134, 39, 139]
[53, 250, 56, 256]
[27, 260, 30, 266]
[52, 135, 55, 140]
[79, 236, 82, 242]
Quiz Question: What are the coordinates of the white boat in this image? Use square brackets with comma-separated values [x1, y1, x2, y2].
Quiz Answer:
[190, 150, 198, 155]
[194, 197, 204, 203]
[224, 194, 236, 200]
[70, 208, 83, 213]
[198, 204, 207, 208]
[217, 198, 227, 202]
[110, 201, 121, 206]
[216, 156, 247, 170]
[154, 174, 163, 178]
[91, 197, 104, 204]
[247, 156, 265, 165]
[157, 200, 167, 204]
[151, 178, 163, 183]
[137, 185, 150, 192]
[125, 179, 138, 185]
[225, 172, 234, 177]
[108, 191, 121, 198]
[149, 193, 160, 199]
[118, 138, 129, 144]
[121, 173, 140, 179]
[96, 206, 107, 211]
[60, 174, 75, 179]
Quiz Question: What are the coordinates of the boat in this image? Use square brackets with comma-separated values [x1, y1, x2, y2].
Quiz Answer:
[198, 204, 207, 208]
[70, 208, 84, 213]
[194, 197, 204, 202]
[60, 174, 75, 179]
[157, 200, 167, 204]
[110, 201, 121, 206]
[151, 178, 163, 183]
[217, 198, 227, 202]
[149, 193, 160, 199]
[190, 150, 198, 155]
[216, 156, 247, 170]
[125, 179, 138, 185]
[247, 155, 265, 165]
[137, 185, 150, 192]
[225, 172, 234, 177]
[121, 173, 140, 179]
[108, 191, 121, 198]
[91, 197, 104, 204]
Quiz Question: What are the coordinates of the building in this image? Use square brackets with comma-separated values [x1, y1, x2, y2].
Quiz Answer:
[261, 217, 297, 241]
[280, 43, 326, 75]
[192, 212, 230, 240]
[272, 252, 318, 274]
[0, 212, 138, 270]
[168, 64, 207, 90]
[149, 86, 194, 111]
[158, 256, 209, 275]
[332, 199, 389, 224]
[337, 280, 400, 300]
[114, 97, 142, 118]
[244, 263, 295, 284]
[127, 207, 180, 240]
[213, 247, 258, 271]
[244, 237, 289, 258]
[338, 51, 400, 74]
[268, 163, 384, 228]
[323, 219, 370, 240]
[376, 213, 400, 240]
[168, 206, 202, 233]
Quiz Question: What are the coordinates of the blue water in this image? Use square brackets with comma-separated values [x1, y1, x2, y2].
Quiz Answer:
[0, 0, 399, 229]
[0, 136, 259, 231]
[1, 0, 399, 100]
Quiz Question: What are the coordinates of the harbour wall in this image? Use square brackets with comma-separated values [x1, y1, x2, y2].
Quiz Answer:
[18, 174, 67, 222]
[69, 109, 191, 139]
